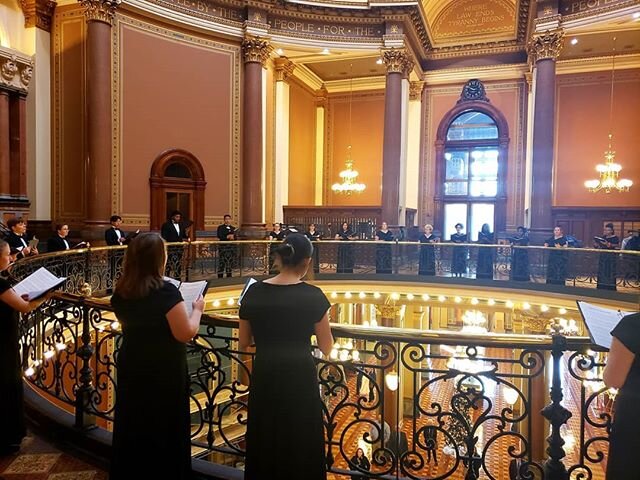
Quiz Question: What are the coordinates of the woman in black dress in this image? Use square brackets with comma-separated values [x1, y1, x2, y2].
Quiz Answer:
[239, 234, 334, 480]
[509, 226, 530, 281]
[0, 239, 48, 455]
[594, 222, 619, 291]
[544, 226, 568, 285]
[110, 233, 204, 479]
[418, 224, 437, 276]
[268, 223, 287, 274]
[603, 312, 640, 480]
[375, 222, 394, 274]
[349, 447, 371, 480]
[450, 223, 467, 277]
[475, 223, 494, 280]
[336, 222, 356, 273]
[305, 223, 322, 274]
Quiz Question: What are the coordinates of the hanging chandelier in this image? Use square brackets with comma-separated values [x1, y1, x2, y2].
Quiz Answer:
[584, 37, 633, 194]
[331, 64, 366, 195]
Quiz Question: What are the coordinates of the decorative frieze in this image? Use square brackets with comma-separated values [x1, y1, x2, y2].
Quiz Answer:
[527, 28, 564, 63]
[382, 49, 413, 77]
[241, 36, 271, 65]
[80, 0, 121, 25]
[19, 0, 56, 31]
[0, 47, 33, 94]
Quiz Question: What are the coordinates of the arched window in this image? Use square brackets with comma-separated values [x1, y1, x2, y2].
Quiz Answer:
[150, 149, 206, 233]
[434, 83, 509, 240]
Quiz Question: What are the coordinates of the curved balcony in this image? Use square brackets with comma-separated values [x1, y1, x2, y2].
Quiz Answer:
[9, 242, 639, 479]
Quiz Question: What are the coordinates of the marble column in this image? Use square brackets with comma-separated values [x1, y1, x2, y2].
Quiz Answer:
[273, 58, 295, 223]
[528, 29, 563, 242]
[0, 90, 10, 198]
[81, 0, 119, 233]
[9, 94, 28, 198]
[240, 36, 271, 238]
[381, 49, 412, 226]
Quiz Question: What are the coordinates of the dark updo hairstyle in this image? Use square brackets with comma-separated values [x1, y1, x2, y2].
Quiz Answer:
[273, 233, 313, 268]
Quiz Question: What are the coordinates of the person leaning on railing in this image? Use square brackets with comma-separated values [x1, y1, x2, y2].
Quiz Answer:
[603, 310, 640, 480]
[0, 239, 50, 455]
[109, 232, 204, 479]
[239, 233, 334, 480]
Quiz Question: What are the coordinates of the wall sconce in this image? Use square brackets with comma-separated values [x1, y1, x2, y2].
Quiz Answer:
[503, 386, 519, 406]
[385, 371, 399, 391]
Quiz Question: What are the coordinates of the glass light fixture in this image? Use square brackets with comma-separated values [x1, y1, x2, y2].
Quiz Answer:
[385, 371, 399, 391]
[331, 64, 366, 195]
[585, 37, 633, 194]
[503, 386, 519, 406]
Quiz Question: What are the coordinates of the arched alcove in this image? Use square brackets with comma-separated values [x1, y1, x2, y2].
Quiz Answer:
[149, 149, 206, 232]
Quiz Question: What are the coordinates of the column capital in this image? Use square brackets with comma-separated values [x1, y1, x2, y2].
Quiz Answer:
[382, 48, 413, 77]
[409, 81, 424, 101]
[242, 36, 272, 66]
[314, 86, 328, 107]
[527, 28, 564, 63]
[19, 0, 56, 31]
[80, 0, 120, 25]
[0, 47, 33, 94]
[273, 57, 295, 82]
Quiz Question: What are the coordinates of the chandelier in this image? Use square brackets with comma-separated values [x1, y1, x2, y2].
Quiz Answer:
[331, 64, 366, 194]
[584, 37, 633, 193]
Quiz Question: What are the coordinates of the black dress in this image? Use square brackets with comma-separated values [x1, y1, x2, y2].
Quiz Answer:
[375, 230, 394, 274]
[608, 313, 640, 480]
[239, 282, 331, 480]
[0, 276, 26, 451]
[450, 233, 467, 276]
[475, 231, 494, 280]
[305, 231, 322, 274]
[336, 230, 355, 274]
[595, 235, 619, 291]
[418, 234, 436, 276]
[217, 224, 237, 278]
[110, 282, 192, 479]
[510, 235, 530, 281]
[545, 236, 568, 285]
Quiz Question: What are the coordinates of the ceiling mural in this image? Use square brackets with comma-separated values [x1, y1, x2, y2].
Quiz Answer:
[429, 0, 518, 46]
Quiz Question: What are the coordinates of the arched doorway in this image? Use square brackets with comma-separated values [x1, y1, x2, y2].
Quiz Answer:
[150, 149, 206, 233]
[434, 83, 509, 239]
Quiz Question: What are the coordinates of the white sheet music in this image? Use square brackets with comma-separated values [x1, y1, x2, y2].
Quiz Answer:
[237, 277, 257, 306]
[13, 267, 66, 301]
[163, 277, 207, 316]
[576, 300, 635, 349]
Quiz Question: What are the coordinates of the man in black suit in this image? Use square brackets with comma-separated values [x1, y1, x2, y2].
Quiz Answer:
[105, 215, 126, 246]
[6, 217, 37, 259]
[217, 214, 236, 278]
[160, 210, 189, 243]
[161, 211, 189, 279]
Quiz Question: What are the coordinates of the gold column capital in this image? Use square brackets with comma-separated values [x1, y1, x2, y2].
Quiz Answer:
[80, 0, 120, 25]
[19, 0, 56, 31]
[0, 47, 33, 93]
[274, 57, 295, 82]
[242, 36, 272, 66]
[527, 28, 564, 63]
[409, 80, 424, 101]
[382, 48, 414, 77]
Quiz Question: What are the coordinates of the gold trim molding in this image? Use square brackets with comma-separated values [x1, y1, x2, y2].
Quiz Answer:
[19, 0, 56, 31]
[80, 0, 120, 25]
[527, 28, 564, 63]
[242, 36, 272, 65]
[0, 46, 33, 93]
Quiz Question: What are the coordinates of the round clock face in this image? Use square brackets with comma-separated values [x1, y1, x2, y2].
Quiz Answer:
[463, 80, 485, 100]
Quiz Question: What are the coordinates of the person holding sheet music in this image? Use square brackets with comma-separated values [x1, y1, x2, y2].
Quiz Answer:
[305, 223, 321, 274]
[0, 239, 50, 455]
[450, 223, 467, 277]
[603, 311, 640, 480]
[509, 226, 530, 282]
[268, 223, 287, 274]
[593, 223, 619, 291]
[110, 233, 204, 479]
[239, 233, 334, 479]
[217, 214, 236, 278]
[105, 215, 126, 246]
[475, 223, 494, 280]
[544, 226, 568, 285]
[47, 224, 89, 253]
[336, 222, 356, 274]
[418, 224, 437, 276]
[6, 217, 37, 259]
[375, 222, 394, 274]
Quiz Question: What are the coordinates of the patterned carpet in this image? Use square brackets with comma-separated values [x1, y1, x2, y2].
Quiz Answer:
[0, 433, 107, 480]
